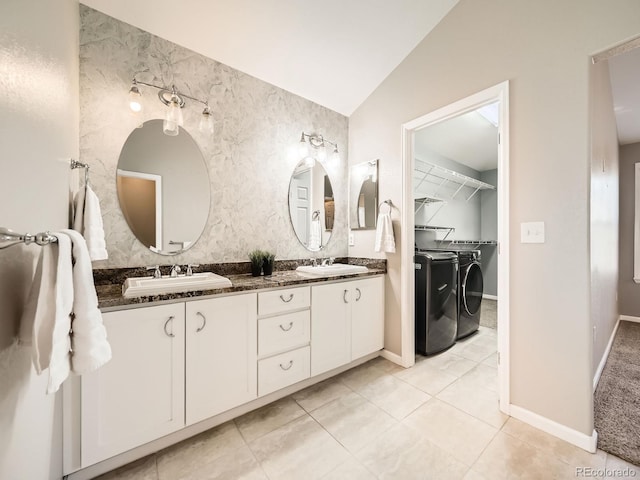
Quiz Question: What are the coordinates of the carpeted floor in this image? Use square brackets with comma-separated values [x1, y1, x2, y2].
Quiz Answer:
[480, 298, 497, 329]
[595, 321, 640, 466]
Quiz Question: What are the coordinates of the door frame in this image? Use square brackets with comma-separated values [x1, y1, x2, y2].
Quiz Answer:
[400, 80, 511, 413]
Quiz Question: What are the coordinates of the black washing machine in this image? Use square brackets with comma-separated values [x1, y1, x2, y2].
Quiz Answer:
[456, 250, 483, 339]
[414, 251, 458, 355]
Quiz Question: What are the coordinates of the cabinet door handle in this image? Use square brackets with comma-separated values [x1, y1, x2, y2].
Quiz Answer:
[355, 288, 362, 301]
[343, 289, 349, 303]
[279, 360, 293, 371]
[164, 316, 175, 338]
[280, 293, 294, 303]
[279, 321, 294, 332]
[195, 311, 207, 333]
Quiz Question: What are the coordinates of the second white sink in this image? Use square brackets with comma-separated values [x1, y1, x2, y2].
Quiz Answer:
[296, 263, 369, 277]
[123, 272, 232, 298]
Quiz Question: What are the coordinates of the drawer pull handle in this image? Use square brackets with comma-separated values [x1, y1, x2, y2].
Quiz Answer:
[280, 293, 294, 303]
[343, 289, 349, 303]
[355, 288, 362, 301]
[164, 316, 175, 338]
[196, 311, 207, 333]
[280, 360, 294, 371]
[279, 322, 294, 332]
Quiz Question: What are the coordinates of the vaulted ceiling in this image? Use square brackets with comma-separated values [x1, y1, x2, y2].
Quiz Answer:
[81, 0, 459, 116]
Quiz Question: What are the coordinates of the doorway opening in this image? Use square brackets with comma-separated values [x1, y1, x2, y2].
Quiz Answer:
[400, 81, 510, 412]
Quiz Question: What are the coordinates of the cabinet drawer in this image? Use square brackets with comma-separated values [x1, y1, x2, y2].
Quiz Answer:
[258, 346, 310, 396]
[258, 310, 310, 358]
[258, 286, 310, 316]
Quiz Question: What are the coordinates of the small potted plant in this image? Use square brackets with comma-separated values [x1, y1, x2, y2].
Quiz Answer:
[248, 249, 264, 277]
[262, 251, 276, 276]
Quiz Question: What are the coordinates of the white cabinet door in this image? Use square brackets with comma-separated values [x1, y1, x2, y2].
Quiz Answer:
[311, 282, 351, 376]
[185, 293, 257, 425]
[81, 303, 185, 466]
[351, 276, 385, 360]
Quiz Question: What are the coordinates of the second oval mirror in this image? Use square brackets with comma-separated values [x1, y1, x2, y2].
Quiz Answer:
[288, 159, 334, 251]
[116, 119, 210, 255]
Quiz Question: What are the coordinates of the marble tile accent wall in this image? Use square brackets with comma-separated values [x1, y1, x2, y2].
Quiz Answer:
[80, 5, 349, 268]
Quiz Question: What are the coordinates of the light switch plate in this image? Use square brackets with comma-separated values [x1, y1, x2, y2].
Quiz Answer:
[521, 221, 545, 243]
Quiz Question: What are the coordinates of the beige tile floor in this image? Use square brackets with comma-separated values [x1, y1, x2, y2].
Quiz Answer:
[96, 326, 638, 480]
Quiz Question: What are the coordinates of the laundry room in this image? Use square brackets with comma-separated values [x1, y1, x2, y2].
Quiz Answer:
[413, 102, 499, 358]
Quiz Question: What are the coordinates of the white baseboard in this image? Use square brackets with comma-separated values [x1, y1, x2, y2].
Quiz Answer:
[483, 294, 498, 301]
[380, 349, 405, 367]
[619, 315, 640, 323]
[593, 318, 620, 392]
[509, 405, 597, 453]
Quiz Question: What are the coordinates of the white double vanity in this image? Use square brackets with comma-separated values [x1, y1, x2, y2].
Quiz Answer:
[63, 274, 384, 479]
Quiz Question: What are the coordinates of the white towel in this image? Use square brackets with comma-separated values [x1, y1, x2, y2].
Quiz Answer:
[72, 185, 86, 232]
[72, 185, 108, 261]
[19, 232, 73, 394]
[374, 211, 396, 253]
[308, 217, 322, 250]
[62, 229, 112, 374]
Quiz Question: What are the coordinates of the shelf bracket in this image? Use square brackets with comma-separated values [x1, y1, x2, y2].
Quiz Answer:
[466, 186, 482, 202]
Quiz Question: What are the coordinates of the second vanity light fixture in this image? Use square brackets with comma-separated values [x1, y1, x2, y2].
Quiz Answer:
[298, 132, 340, 166]
[128, 77, 214, 137]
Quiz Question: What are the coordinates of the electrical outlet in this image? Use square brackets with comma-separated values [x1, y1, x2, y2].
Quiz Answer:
[593, 325, 597, 344]
[349, 232, 355, 246]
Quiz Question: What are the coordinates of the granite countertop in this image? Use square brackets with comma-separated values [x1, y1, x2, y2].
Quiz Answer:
[96, 259, 386, 310]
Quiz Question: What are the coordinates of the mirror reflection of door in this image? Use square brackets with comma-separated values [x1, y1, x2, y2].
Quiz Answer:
[290, 168, 311, 247]
[116, 169, 163, 251]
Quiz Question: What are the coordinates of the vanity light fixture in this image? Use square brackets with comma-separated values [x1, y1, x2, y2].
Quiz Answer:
[127, 77, 214, 137]
[298, 132, 340, 165]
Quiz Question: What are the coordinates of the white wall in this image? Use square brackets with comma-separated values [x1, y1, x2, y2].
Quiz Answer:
[349, 0, 640, 436]
[590, 58, 620, 379]
[0, 1, 79, 479]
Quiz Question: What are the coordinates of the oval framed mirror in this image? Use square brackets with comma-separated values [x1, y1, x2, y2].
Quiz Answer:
[288, 159, 335, 251]
[116, 119, 210, 255]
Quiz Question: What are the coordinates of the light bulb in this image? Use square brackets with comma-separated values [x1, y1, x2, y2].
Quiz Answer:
[128, 84, 142, 113]
[317, 143, 327, 161]
[163, 96, 183, 136]
[331, 146, 340, 166]
[199, 106, 214, 135]
[298, 133, 309, 157]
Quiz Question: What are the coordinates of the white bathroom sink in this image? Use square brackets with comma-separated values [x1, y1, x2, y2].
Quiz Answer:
[295, 263, 369, 277]
[122, 272, 232, 298]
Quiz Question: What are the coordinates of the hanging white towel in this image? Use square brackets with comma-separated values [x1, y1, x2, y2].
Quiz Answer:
[19, 232, 73, 394]
[374, 211, 396, 253]
[62, 229, 112, 374]
[308, 217, 322, 250]
[73, 185, 108, 261]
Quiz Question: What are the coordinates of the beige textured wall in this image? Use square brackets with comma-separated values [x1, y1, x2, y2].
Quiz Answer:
[0, 1, 79, 478]
[619, 143, 640, 316]
[349, 0, 640, 435]
[80, 6, 349, 268]
[589, 58, 619, 379]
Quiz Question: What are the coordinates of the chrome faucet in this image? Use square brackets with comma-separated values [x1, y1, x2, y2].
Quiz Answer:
[185, 264, 199, 276]
[321, 257, 335, 266]
[146, 265, 161, 279]
[170, 265, 181, 277]
[310, 257, 318, 267]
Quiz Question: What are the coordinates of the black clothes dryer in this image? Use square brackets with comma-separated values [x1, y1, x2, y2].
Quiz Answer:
[414, 252, 458, 355]
[456, 250, 483, 339]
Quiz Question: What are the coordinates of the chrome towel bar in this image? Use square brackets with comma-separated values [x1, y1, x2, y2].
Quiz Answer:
[0, 227, 58, 250]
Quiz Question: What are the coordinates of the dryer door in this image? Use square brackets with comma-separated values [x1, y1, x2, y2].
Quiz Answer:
[462, 262, 483, 316]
